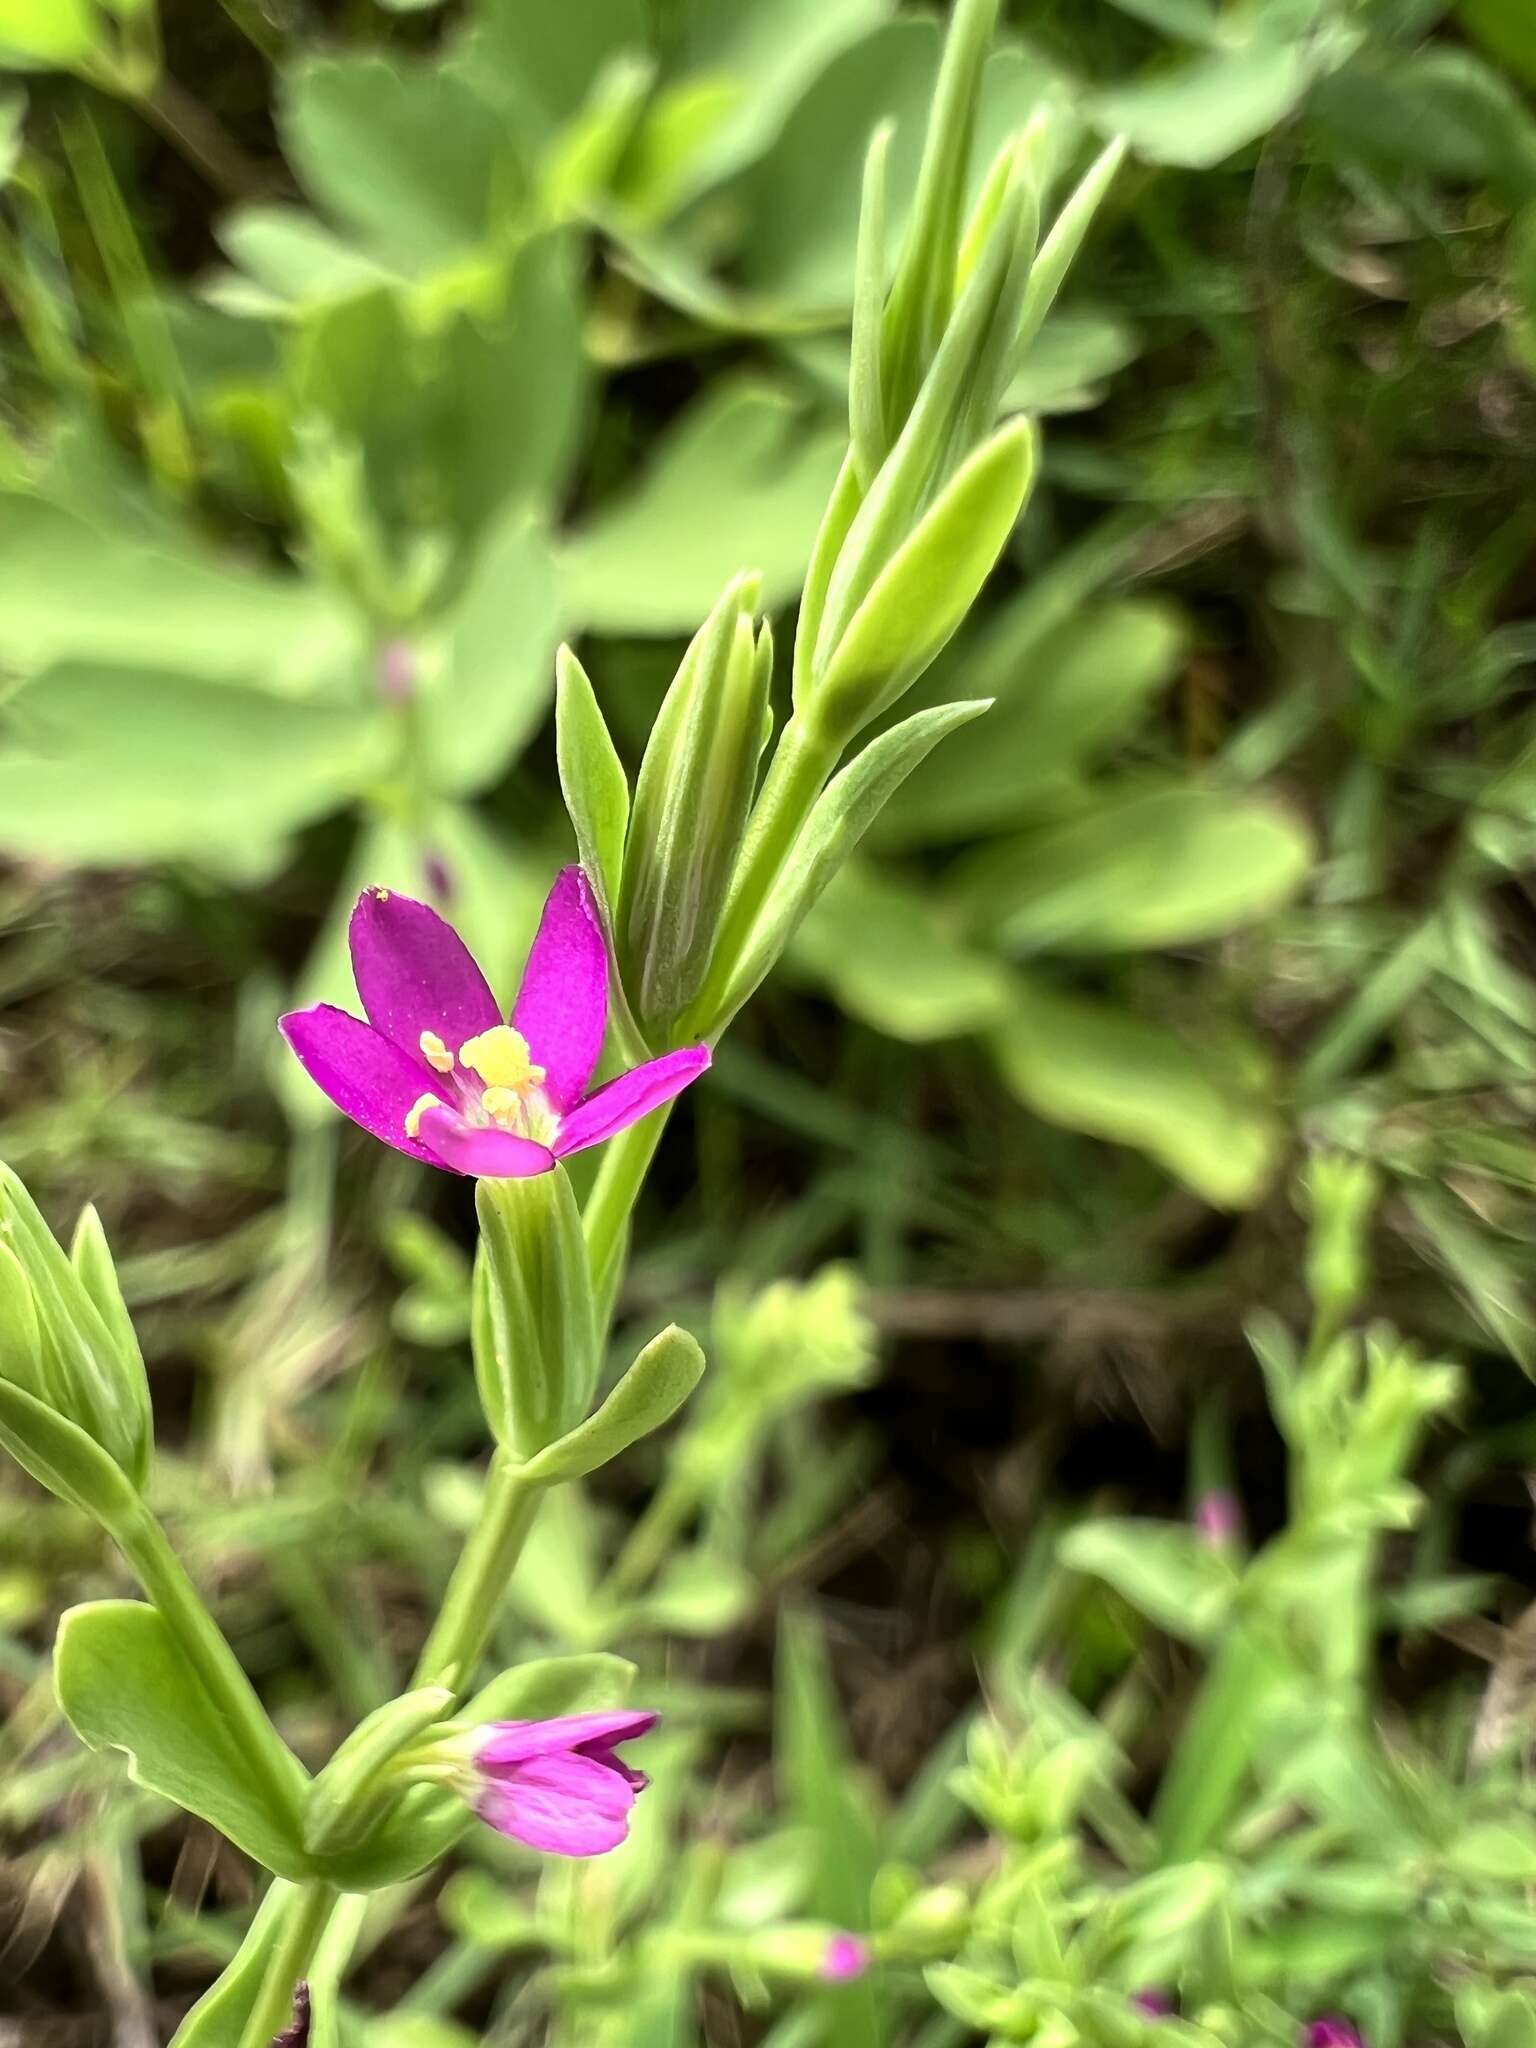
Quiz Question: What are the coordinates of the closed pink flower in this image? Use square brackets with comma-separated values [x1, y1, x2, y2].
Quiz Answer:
[469, 1710, 659, 1856]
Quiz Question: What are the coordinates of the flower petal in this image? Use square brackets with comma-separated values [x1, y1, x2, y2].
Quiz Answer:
[477, 1751, 638, 1856]
[476, 1711, 659, 1770]
[280, 1007, 444, 1165]
[511, 867, 609, 1111]
[415, 1105, 554, 1180]
[349, 887, 500, 1059]
[552, 1046, 711, 1158]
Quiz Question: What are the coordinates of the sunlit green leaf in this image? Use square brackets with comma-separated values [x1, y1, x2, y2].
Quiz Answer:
[560, 383, 843, 634]
[989, 973, 1282, 1206]
[56, 1601, 313, 1878]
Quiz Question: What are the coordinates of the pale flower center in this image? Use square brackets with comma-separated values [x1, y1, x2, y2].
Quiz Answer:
[404, 1025, 559, 1145]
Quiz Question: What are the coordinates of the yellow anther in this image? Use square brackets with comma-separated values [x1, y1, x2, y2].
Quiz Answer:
[419, 1029, 454, 1073]
[480, 1085, 520, 1124]
[404, 1093, 441, 1139]
[458, 1026, 545, 1095]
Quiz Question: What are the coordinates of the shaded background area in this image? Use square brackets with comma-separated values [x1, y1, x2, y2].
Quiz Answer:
[6, 0, 1536, 2040]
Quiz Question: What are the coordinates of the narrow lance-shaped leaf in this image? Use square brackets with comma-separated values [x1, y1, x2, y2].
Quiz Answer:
[705, 698, 991, 1032]
[849, 122, 892, 488]
[880, 0, 1001, 421]
[812, 417, 1037, 744]
[520, 1324, 706, 1485]
[812, 170, 1032, 679]
[555, 643, 630, 919]
[0, 1375, 143, 1529]
[1014, 135, 1127, 359]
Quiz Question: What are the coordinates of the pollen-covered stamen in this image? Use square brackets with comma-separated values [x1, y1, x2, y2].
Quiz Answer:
[404, 1092, 442, 1139]
[419, 1030, 455, 1073]
[459, 1026, 546, 1096]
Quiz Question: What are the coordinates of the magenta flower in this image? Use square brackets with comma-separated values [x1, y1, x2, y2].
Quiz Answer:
[1194, 1489, 1241, 1546]
[1131, 1991, 1173, 2017]
[821, 1934, 870, 1982]
[281, 869, 709, 1179]
[1305, 2023, 1363, 2048]
[468, 1709, 658, 1856]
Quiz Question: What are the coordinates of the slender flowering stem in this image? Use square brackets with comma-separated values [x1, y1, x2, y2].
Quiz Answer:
[235, 1880, 336, 2048]
[413, 1451, 542, 1691]
[583, 1105, 670, 1319]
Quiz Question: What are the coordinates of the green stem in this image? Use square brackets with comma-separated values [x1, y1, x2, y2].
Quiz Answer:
[236, 1881, 337, 2048]
[117, 1504, 306, 1839]
[583, 1108, 669, 1322]
[682, 716, 838, 1036]
[412, 1451, 542, 1691]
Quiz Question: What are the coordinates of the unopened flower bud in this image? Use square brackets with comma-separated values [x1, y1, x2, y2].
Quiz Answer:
[0, 1168, 151, 1495]
[1305, 2022, 1363, 2048]
[617, 573, 769, 1037]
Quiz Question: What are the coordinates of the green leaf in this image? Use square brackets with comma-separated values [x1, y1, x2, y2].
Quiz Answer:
[1006, 310, 1139, 413]
[1312, 46, 1536, 202]
[708, 698, 990, 1028]
[1059, 1519, 1236, 1644]
[1088, 36, 1327, 169]
[432, 515, 562, 795]
[0, 665, 382, 868]
[878, 597, 1185, 847]
[216, 206, 393, 311]
[1100, 0, 1218, 40]
[1449, 1821, 1536, 1883]
[0, 1378, 142, 1526]
[432, 230, 587, 537]
[732, 22, 1066, 315]
[453, 0, 648, 141]
[665, 0, 891, 200]
[461, 1650, 636, 1722]
[55, 1601, 314, 1878]
[281, 54, 518, 271]
[958, 782, 1312, 955]
[0, 0, 95, 65]
[167, 1882, 301, 2048]
[791, 864, 1012, 1042]
[812, 418, 1037, 742]
[1461, 0, 1536, 89]
[0, 494, 354, 685]
[522, 1325, 706, 1485]
[559, 382, 844, 635]
[989, 974, 1281, 1208]
[555, 644, 631, 917]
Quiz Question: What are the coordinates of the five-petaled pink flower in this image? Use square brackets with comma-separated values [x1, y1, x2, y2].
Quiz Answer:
[281, 869, 708, 1179]
[470, 1710, 659, 1855]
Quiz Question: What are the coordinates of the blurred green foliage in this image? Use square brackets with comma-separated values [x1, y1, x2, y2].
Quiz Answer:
[7, 0, 1536, 2043]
